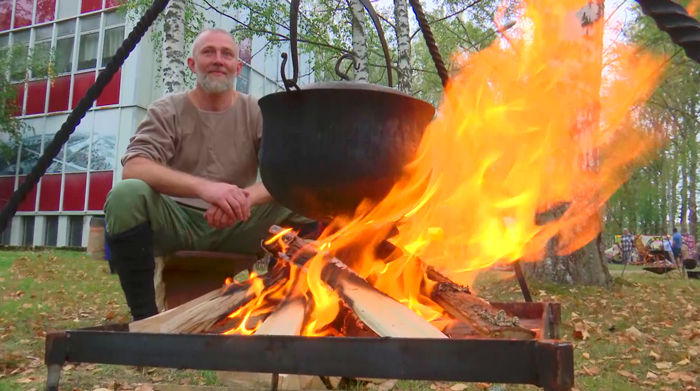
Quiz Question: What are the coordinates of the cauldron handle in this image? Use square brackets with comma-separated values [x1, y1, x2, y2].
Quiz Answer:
[283, 0, 394, 89]
[357, 0, 394, 87]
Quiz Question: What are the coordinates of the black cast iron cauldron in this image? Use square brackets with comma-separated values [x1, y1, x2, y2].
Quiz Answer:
[258, 82, 436, 222]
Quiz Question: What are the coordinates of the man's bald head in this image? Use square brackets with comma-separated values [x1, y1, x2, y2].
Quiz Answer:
[190, 27, 239, 59]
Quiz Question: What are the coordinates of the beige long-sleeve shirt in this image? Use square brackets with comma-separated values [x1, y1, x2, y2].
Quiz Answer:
[121, 91, 263, 189]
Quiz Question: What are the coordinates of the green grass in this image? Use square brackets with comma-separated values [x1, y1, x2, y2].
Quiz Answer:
[0, 250, 225, 391]
[1, 250, 699, 391]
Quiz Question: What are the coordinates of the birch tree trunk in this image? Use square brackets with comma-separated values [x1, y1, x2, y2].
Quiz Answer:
[681, 147, 689, 234]
[689, 102, 698, 239]
[670, 133, 679, 232]
[393, 0, 412, 93]
[161, 0, 188, 94]
[526, 0, 612, 288]
[349, 0, 369, 82]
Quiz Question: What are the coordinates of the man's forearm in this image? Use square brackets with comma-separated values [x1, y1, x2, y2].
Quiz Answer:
[122, 157, 208, 198]
[245, 182, 274, 206]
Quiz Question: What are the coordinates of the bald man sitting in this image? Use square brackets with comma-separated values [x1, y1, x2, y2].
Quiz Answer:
[104, 27, 316, 321]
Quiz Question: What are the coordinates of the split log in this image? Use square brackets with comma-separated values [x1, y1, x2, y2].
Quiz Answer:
[254, 296, 308, 336]
[130, 263, 290, 334]
[268, 225, 447, 339]
[130, 288, 223, 333]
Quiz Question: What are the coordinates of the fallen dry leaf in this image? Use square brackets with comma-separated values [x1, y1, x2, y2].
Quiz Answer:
[449, 384, 467, 391]
[582, 352, 590, 359]
[667, 372, 696, 382]
[475, 384, 490, 390]
[136, 384, 154, 391]
[647, 372, 659, 380]
[689, 347, 700, 357]
[656, 362, 672, 370]
[630, 359, 641, 365]
[93, 388, 111, 391]
[16, 378, 33, 384]
[583, 366, 600, 376]
[378, 379, 397, 391]
[625, 326, 643, 340]
[677, 358, 691, 366]
[649, 351, 662, 361]
[618, 370, 636, 380]
[573, 322, 590, 340]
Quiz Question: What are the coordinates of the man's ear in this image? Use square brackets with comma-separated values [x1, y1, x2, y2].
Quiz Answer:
[187, 57, 196, 73]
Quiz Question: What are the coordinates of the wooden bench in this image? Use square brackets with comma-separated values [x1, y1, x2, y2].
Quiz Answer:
[154, 251, 259, 311]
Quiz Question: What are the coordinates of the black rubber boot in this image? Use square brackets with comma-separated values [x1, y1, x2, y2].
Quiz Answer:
[105, 223, 159, 321]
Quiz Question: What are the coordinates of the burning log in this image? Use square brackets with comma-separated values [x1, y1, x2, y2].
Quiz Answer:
[267, 225, 447, 339]
[255, 296, 308, 336]
[334, 237, 534, 340]
[429, 281, 536, 340]
[129, 264, 290, 334]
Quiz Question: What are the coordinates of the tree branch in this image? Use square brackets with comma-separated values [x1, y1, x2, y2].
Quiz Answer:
[200, 0, 350, 55]
[409, 0, 484, 41]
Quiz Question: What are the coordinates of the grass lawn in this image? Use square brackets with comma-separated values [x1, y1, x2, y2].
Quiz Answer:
[0, 249, 699, 391]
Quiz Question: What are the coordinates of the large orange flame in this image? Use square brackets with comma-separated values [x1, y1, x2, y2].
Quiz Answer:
[301, 0, 665, 321]
[224, 0, 666, 335]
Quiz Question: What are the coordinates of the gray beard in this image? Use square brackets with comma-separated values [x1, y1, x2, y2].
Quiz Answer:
[197, 71, 235, 93]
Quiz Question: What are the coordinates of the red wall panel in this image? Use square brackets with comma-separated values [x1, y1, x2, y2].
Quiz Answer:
[0, 177, 15, 210]
[96, 69, 120, 106]
[71, 72, 96, 109]
[87, 171, 112, 210]
[39, 174, 61, 211]
[35, 0, 55, 23]
[13, 0, 32, 28]
[80, 0, 101, 13]
[62, 172, 86, 211]
[0, 0, 11, 31]
[17, 176, 37, 211]
[13, 84, 25, 116]
[48, 75, 70, 112]
[104, 0, 120, 8]
[25, 79, 47, 115]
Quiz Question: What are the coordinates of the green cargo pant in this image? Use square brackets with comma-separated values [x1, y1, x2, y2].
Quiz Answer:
[103, 178, 313, 256]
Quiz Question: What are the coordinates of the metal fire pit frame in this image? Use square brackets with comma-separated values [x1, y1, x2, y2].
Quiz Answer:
[44, 302, 573, 391]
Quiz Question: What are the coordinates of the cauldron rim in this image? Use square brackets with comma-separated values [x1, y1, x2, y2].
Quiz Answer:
[259, 81, 436, 115]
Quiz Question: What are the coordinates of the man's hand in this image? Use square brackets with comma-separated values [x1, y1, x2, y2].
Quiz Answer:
[198, 181, 251, 223]
[204, 205, 236, 229]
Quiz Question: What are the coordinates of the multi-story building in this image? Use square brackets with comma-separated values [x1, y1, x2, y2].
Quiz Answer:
[0, 0, 314, 247]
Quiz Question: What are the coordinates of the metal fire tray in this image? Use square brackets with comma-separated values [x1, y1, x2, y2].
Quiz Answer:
[44, 302, 573, 391]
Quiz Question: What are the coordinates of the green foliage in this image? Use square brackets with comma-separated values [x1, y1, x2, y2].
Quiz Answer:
[0, 42, 57, 160]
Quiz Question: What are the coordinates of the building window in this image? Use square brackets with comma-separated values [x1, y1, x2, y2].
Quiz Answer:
[236, 64, 250, 94]
[55, 20, 75, 74]
[101, 27, 122, 67]
[77, 14, 99, 70]
[31, 25, 53, 79]
[22, 216, 35, 245]
[45, 215, 58, 246]
[10, 29, 30, 81]
[68, 215, 82, 246]
[57, 0, 79, 20]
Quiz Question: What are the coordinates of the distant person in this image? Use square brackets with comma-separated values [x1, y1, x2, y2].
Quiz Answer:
[672, 228, 683, 263]
[620, 228, 634, 264]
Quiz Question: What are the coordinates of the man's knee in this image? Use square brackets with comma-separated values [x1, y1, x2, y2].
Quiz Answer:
[105, 179, 157, 234]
